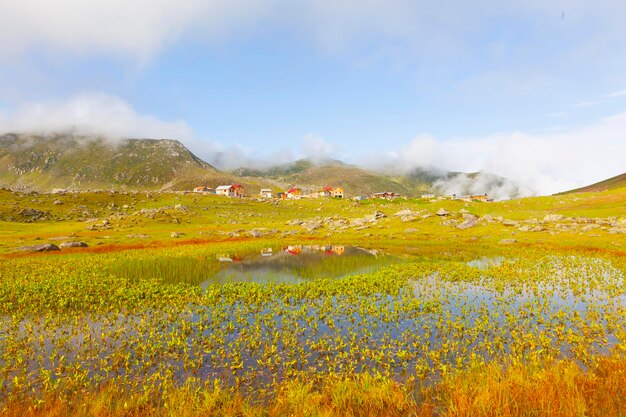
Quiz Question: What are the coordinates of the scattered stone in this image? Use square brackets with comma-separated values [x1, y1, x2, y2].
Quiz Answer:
[543, 214, 564, 222]
[171, 232, 185, 238]
[502, 220, 519, 227]
[401, 215, 416, 223]
[581, 224, 601, 232]
[372, 210, 387, 219]
[459, 209, 470, 214]
[609, 228, 626, 235]
[53, 200, 63, 205]
[404, 228, 419, 233]
[18, 208, 47, 220]
[126, 234, 150, 239]
[499, 239, 517, 244]
[17, 244, 60, 252]
[457, 217, 478, 229]
[393, 209, 413, 217]
[247, 230, 264, 238]
[436, 208, 450, 216]
[59, 241, 88, 248]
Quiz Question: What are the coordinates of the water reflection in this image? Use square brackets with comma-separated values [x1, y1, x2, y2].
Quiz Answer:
[204, 245, 392, 287]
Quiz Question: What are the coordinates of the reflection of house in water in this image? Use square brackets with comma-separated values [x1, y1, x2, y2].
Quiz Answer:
[332, 245, 345, 255]
[284, 245, 302, 255]
[289, 244, 346, 255]
[217, 254, 243, 262]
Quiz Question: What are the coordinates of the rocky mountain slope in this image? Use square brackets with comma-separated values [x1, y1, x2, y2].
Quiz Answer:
[0, 133, 248, 191]
[0, 132, 513, 197]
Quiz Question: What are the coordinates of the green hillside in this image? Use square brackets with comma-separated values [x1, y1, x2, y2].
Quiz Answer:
[232, 158, 432, 196]
[560, 173, 626, 194]
[0, 133, 253, 192]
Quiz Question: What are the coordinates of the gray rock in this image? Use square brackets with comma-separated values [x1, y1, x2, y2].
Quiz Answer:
[126, 234, 150, 239]
[457, 217, 478, 229]
[543, 214, 564, 222]
[436, 208, 450, 216]
[502, 220, 519, 227]
[17, 244, 60, 252]
[393, 209, 413, 217]
[373, 210, 387, 219]
[404, 228, 419, 233]
[171, 232, 185, 238]
[401, 215, 416, 223]
[53, 200, 63, 205]
[59, 241, 88, 248]
[248, 230, 264, 238]
[499, 239, 517, 244]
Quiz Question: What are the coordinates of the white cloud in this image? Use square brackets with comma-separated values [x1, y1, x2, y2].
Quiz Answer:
[1, 0, 626, 60]
[301, 133, 335, 163]
[0, 0, 275, 60]
[363, 113, 626, 197]
[0, 93, 193, 140]
[606, 89, 626, 98]
[0, 92, 299, 170]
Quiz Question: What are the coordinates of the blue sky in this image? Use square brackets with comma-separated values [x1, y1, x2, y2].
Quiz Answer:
[0, 0, 625, 194]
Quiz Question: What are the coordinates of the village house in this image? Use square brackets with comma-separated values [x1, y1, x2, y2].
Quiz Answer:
[193, 186, 214, 193]
[320, 186, 334, 198]
[331, 187, 344, 198]
[260, 188, 273, 198]
[373, 192, 399, 200]
[286, 188, 302, 199]
[215, 184, 245, 198]
[471, 194, 492, 202]
[459, 195, 473, 203]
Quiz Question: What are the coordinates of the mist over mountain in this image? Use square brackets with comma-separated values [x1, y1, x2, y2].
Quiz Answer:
[0, 132, 539, 199]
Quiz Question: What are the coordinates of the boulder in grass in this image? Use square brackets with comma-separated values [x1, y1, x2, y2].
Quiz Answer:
[436, 208, 450, 216]
[17, 244, 60, 252]
[59, 241, 88, 248]
[457, 218, 478, 229]
[543, 214, 564, 222]
[499, 239, 517, 244]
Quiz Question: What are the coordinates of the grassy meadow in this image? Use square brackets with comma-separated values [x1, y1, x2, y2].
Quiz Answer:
[1, 187, 625, 416]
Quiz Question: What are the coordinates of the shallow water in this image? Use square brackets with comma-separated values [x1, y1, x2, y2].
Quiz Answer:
[3, 255, 625, 399]
[203, 245, 395, 286]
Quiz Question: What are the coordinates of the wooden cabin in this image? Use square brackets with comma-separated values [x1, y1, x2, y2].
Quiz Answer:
[286, 188, 302, 199]
[216, 184, 245, 198]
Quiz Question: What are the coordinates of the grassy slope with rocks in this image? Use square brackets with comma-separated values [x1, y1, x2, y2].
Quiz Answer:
[0, 133, 266, 192]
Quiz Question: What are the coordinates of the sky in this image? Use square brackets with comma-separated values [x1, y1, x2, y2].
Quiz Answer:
[0, 0, 625, 196]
